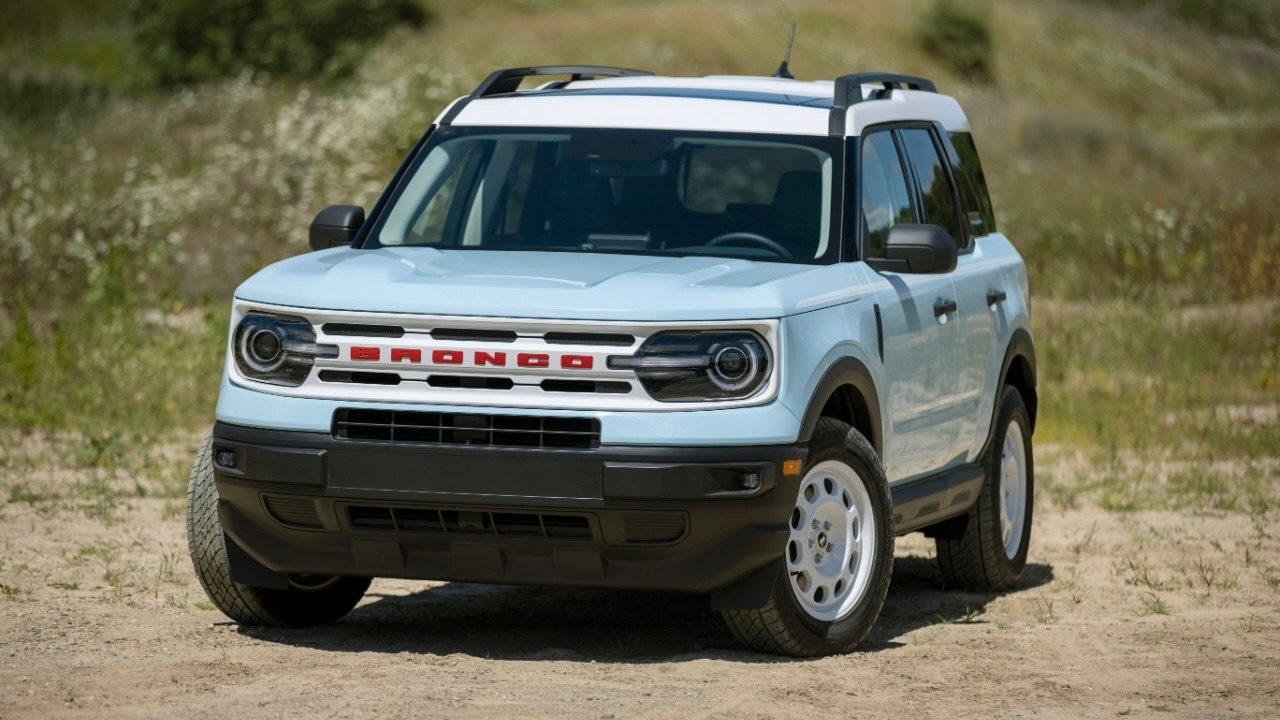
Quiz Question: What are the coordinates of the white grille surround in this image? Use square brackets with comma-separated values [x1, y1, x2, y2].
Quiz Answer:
[226, 301, 781, 411]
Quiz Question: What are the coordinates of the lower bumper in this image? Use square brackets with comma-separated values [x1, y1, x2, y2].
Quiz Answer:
[211, 422, 807, 597]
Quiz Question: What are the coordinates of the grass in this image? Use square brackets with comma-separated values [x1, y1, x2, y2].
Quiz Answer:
[0, 0, 1276, 515]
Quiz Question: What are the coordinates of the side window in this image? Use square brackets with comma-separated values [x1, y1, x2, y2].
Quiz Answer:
[859, 131, 913, 258]
[946, 131, 997, 236]
[899, 128, 965, 248]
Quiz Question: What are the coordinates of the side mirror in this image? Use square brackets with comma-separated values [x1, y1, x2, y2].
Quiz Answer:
[868, 224, 958, 274]
[309, 205, 365, 251]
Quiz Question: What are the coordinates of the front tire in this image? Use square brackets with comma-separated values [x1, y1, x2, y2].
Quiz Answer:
[186, 435, 370, 626]
[936, 385, 1034, 591]
[721, 418, 894, 656]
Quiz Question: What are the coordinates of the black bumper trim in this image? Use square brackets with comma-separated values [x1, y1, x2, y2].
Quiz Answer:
[211, 421, 807, 596]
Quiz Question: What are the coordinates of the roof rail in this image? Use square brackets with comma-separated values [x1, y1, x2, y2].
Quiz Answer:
[828, 72, 938, 135]
[472, 65, 653, 97]
[439, 65, 653, 126]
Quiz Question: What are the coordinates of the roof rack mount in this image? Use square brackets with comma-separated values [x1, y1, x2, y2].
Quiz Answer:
[471, 65, 654, 98]
[439, 65, 654, 126]
[828, 71, 938, 136]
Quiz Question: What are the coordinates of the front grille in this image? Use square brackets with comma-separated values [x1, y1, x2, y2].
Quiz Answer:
[544, 331, 635, 346]
[319, 370, 402, 385]
[347, 505, 592, 540]
[430, 328, 518, 343]
[426, 375, 515, 390]
[264, 495, 323, 529]
[540, 379, 631, 394]
[322, 323, 405, 338]
[333, 409, 600, 449]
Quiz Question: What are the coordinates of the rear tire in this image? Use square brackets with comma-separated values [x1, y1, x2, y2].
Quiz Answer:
[186, 435, 370, 626]
[721, 418, 894, 656]
[936, 385, 1034, 591]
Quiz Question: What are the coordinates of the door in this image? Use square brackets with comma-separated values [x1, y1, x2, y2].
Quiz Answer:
[859, 128, 960, 483]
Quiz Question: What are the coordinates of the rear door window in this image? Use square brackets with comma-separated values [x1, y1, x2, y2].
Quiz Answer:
[899, 128, 966, 248]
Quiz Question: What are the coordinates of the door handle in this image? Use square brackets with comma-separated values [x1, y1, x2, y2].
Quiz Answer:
[934, 298, 957, 318]
[986, 289, 1007, 307]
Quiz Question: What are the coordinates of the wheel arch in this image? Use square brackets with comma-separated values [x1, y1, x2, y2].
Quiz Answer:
[797, 356, 882, 457]
[999, 328, 1038, 433]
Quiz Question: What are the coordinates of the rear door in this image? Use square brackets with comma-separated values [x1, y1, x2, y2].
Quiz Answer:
[896, 125, 992, 469]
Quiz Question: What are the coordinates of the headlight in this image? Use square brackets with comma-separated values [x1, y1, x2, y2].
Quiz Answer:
[233, 313, 338, 386]
[607, 331, 771, 402]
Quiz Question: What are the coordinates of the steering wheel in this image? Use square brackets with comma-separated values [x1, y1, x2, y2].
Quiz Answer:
[706, 232, 792, 258]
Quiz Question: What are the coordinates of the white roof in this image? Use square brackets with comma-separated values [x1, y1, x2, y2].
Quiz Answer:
[444, 74, 971, 136]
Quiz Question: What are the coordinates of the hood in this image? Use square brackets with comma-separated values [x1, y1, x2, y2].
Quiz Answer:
[234, 247, 864, 321]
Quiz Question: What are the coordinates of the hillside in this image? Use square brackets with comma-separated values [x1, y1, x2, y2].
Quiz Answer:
[0, 0, 1277, 455]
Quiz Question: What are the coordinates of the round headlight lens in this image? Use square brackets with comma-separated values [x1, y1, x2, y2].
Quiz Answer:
[241, 327, 286, 372]
[249, 329, 283, 365]
[710, 344, 755, 390]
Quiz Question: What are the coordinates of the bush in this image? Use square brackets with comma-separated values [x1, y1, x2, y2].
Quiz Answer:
[129, 0, 426, 86]
[915, 0, 993, 82]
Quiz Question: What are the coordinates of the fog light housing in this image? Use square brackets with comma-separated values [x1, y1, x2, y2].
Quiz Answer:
[215, 449, 238, 469]
[739, 471, 762, 490]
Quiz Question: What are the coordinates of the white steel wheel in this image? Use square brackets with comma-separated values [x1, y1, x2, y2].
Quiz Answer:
[786, 460, 877, 622]
[935, 385, 1034, 592]
[720, 418, 894, 657]
[999, 421, 1028, 559]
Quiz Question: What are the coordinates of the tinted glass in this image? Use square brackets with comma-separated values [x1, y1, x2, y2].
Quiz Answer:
[947, 131, 996, 236]
[859, 131, 913, 259]
[900, 128, 964, 247]
[372, 128, 839, 264]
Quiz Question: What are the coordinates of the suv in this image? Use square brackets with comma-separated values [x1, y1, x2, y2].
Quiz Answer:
[188, 66, 1036, 657]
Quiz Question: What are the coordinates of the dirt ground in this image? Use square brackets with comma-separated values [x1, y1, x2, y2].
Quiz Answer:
[1, 441, 1278, 720]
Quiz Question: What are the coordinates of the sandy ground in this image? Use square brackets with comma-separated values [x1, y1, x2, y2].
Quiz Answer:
[1, 441, 1278, 720]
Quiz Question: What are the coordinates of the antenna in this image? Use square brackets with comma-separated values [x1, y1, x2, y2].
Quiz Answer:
[772, 22, 797, 79]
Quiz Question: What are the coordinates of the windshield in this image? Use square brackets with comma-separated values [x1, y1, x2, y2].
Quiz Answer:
[368, 127, 841, 263]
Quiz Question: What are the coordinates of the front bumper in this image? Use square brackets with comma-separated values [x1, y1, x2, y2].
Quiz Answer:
[211, 421, 807, 597]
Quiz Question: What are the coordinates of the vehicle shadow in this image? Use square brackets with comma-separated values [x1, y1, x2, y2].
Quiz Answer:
[233, 554, 1053, 663]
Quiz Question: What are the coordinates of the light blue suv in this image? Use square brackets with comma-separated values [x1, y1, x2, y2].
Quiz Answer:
[188, 66, 1037, 656]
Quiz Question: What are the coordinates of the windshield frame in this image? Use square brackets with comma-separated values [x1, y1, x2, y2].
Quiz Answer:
[358, 125, 847, 266]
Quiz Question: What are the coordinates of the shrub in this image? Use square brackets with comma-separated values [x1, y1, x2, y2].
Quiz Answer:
[915, 0, 994, 82]
[129, 0, 426, 86]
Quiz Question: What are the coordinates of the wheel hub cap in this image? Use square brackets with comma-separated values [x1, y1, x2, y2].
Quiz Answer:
[786, 460, 877, 622]
[999, 422, 1028, 560]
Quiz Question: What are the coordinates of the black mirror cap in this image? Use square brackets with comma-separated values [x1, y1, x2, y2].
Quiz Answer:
[309, 205, 366, 251]
[869, 223, 958, 274]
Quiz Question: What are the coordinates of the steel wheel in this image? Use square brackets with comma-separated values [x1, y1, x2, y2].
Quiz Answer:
[786, 459, 877, 622]
[720, 418, 894, 656]
[935, 385, 1034, 592]
[999, 421, 1028, 559]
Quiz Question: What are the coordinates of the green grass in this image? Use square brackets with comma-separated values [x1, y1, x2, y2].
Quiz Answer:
[0, 0, 1277, 512]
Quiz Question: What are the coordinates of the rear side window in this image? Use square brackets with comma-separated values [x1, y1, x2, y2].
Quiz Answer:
[899, 128, 965, 248]
[946, 132, 997, 236]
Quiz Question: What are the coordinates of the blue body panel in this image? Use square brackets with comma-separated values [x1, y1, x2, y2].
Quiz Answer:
[217, 236, 1031, 485]
[233, 248, 862, 321]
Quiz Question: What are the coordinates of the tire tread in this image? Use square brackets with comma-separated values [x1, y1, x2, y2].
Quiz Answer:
[936, 386, 1032, 592]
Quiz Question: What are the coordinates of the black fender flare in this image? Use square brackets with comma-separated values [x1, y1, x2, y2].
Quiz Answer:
[980, 328, 1038, 458]
[797, 356, 883, 456]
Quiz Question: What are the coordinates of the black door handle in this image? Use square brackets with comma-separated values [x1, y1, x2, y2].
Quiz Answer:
[986, 289, 1008, 306]
[934, 298, 957, 318]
